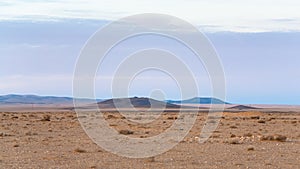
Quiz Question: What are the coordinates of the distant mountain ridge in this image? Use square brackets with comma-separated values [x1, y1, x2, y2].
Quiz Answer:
[0, 94, 72, 104]
[0, 94, 97, 105]
[166, 97, 229, 104]
[0, 95, 228, 106]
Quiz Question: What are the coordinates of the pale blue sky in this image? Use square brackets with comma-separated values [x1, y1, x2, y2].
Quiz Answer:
[0, 1, 299, 104]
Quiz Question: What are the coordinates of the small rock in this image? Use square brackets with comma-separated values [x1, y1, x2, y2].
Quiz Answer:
[230, 134, 236, 138]
[258, 120, 266, 123]
[227, 138, 242, 144]
[247, 146, 255, 151]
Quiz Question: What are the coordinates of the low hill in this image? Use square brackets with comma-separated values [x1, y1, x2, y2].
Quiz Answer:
[166, 97, 229, 105]
[228, 105, 259, 110]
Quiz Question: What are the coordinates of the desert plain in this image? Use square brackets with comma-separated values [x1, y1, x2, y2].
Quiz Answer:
[0, 105, 300, 169]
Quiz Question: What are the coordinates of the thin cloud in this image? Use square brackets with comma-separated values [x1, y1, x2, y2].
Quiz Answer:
[1, 0, 300, 32]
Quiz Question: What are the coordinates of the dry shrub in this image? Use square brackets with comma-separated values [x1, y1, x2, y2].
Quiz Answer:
[207, 120, 217, 124]
[167, 116, 177, 120]
[41, 115, 51, 121]
[74, 148, 87, 153]
[251, 116, 260, 119]
[107, 114, 117, 119]
[11, 116, 18, 119]
[243, 133, 253, 137]
[260, 135, 287, 142]
[225, 138, 242, 144]
[0, 132, 12, 137]
[119, 129, 134, 135]
[146, 157, 155, 162]
[25, 131, 38, 136]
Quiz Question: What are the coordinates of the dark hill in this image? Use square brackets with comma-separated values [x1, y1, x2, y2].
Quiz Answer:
[228, 105, 259, 110]
[98, 97, 181, 109]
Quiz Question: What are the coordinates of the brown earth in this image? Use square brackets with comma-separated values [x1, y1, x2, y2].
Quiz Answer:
[0, 110, 299, 169]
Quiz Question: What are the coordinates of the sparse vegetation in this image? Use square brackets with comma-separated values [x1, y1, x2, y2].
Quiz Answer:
[0, 110, 298, 168]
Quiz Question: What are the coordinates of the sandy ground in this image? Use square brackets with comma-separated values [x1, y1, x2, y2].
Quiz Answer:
[1, 110, 299, 169]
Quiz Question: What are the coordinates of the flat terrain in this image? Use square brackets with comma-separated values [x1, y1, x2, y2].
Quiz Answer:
[1, 109, 299, 168]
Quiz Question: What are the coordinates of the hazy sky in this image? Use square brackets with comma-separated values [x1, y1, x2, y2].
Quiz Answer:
[0, 0, 299, 104]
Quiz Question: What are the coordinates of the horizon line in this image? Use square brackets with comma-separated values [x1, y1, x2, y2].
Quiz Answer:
[1, 93, 299, 106]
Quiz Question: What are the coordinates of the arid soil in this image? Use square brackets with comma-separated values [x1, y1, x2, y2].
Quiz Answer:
[1, 110, 299, 168]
